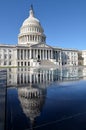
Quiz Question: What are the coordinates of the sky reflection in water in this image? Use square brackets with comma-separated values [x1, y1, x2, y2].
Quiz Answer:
[1, 67, 86, 130]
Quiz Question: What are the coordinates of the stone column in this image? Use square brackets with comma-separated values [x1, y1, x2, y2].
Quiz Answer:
[23, 49, 24, 60]
[49, 50, 50, 59]
[23, 73, 24, 84]
[47, 50, 48, 59]
[40, 36, 41, 42]
[30, 74, 32, 83]
[24, 36, 26, 42]
[47, 50, 49, 59]
[32, 49, 33, 59]
[19, 49, 21, 60]
[32, 49, 34, 59]
[34, 74, 35, 83]
[29, 35, 30, 42]
[29, 49, 31, 59]
[41, 50, 42, 60]
[33, 35, 34, 42]
[44, 50, 45, 59]
[36, 49, 38, 59]
[50, 50, 51, 59]
[51, 50, 53, 59]
[33, 49, 35, 59]
[27, 36, 29, 42]
[32, 35, 34, 41]
[19, 73, 21, 83]
[40, 50, 41, 60]
[27, 50, 29, 59]
[37, 36, 38, 42]
[43, 50, 44, 60]
[26, 49, 28, 60]
[46, 50, 47, 60]
[26, 36, 28, 42]
[25, 36, 27, 42]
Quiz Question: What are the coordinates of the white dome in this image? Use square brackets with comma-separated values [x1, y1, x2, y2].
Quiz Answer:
[22, 16, 40, 27]
[18, 5, 46, 45]
[22, 5, 41, 27]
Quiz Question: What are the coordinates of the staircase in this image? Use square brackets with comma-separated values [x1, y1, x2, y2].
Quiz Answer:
[40, 60, 57, 68]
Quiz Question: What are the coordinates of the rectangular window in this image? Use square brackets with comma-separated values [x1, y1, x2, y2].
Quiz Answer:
[25, 62, 26, 66]
[28, 62, 30, 66]
[9, 74, 11, 79]
[9, 68, 11, 72]
[9, 54, 11, 59]
[18, 62, 20, 66]
[3, 49, 7, 52]
[4, 61, 7, 65]
[4, 54, 7, 59]
[9, 61, 11, 65]
[9, 49, 12, 52]
[21, 62, 23, 66]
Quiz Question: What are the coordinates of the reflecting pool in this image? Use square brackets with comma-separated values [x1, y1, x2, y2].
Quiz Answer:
[0, 70, 7, 130]
[1, 67, 86, 130]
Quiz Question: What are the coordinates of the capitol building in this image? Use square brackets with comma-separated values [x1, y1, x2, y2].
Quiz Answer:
[0, 5, 78, 67]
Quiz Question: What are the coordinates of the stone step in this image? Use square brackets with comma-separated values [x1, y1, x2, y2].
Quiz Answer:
[40, 60, 56, 67]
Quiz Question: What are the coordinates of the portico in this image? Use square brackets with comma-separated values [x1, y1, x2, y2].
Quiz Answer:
[17, 43, 55, 66]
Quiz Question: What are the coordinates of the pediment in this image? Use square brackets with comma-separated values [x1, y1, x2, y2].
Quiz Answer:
[31, 43, 53, 49]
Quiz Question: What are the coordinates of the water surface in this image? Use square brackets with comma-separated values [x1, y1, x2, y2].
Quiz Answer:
[5, 67, 86, 130]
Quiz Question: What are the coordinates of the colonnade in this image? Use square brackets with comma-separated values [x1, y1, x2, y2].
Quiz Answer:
[19, 35, 45, 43]
[17, 49, 53, 60]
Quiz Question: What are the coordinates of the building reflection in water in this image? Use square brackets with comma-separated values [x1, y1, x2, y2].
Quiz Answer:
[6, 67, 83, 87]
[6, 67, 86, 129]
[17, 68, 59, 85]
[17, 68, 51, 128]
[16, 68, 62, 129]
[18, 85, 46, 128]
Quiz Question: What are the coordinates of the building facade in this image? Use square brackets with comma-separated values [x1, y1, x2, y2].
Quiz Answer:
[78, 51, 84, 65]
[82, 50, 86, 66]
[0, 5, 78, 67]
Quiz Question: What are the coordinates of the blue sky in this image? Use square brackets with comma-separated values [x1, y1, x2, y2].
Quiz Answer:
[0, 0, 86, 50]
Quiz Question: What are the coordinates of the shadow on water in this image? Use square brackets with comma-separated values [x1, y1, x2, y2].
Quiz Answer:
[1, 66, 86, 130]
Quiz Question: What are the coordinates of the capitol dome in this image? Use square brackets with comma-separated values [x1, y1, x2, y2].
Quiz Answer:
[18, 5, 46, 46]
[22, 13, 40, 26]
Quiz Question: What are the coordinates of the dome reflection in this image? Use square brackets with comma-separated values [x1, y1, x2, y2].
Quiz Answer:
[18, 85, 46, 125]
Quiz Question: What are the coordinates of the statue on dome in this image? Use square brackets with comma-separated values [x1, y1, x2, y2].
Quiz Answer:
[30, 4, 33, 10]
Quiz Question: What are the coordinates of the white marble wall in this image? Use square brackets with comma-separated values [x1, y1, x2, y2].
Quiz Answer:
[82, 50, 86, 65]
